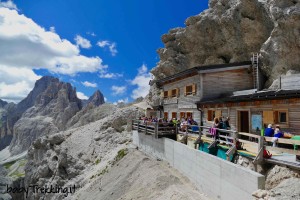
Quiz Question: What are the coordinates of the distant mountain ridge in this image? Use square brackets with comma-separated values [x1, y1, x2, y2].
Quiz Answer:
[0, 76, 105, 154]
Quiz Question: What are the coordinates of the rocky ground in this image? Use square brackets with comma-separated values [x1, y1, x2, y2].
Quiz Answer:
[72, 149, 210, 200]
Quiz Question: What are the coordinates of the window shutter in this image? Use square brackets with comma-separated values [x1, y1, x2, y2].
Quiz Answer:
[184, 86, 187, 96]
[192, 84, 197, 94]
[215, 110, 222, 118]
[274, 111, 279, 123]
[263, 111, 274, 124]
[168, 90, 172, 98]
[176, 88, 179, 97]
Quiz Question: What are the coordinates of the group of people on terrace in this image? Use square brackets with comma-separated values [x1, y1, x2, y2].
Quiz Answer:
[263, 124, 285, 147]
[139, 116, 198, 131]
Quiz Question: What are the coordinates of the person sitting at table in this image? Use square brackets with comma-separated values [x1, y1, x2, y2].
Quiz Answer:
[272, 125, 283, 147]
[264, 124, 274, 137]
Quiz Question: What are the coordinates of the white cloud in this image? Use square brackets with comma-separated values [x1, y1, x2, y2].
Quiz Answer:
[104, 97, 107, 102]
[131, 64, 151, 99]
[0, 67, 41, 102]
[113, 97, 128, 105]
[111, 85, 126, 95]
[74, 35, 91, 49]
[76, 91, 88, 100]
[49, 26, 55, 33]
[97, 40, 118, 56]
[0, 0, 17, 10]
[0, 7, 107, 101]
[81, 81, 97, 88]
[86, 32, 96, 37]
[99, 72, 123, 79]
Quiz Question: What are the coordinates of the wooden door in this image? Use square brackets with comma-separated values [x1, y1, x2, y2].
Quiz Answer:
[238, 111, 249, 133]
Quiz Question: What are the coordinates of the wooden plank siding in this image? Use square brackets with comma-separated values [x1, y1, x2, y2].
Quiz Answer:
[201, 102, 300, 135]
[202, 68, 254, 99]
[162, 74, 201, 123]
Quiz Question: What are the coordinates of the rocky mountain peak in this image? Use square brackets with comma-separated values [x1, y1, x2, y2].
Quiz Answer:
[0, 99, 7, 108]
[8, 76, 83, 155]
[86, 90, 105, 107]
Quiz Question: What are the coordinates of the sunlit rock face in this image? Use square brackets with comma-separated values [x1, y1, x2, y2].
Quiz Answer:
[150, 0, 300, 101]
[9, 76, 82, 155]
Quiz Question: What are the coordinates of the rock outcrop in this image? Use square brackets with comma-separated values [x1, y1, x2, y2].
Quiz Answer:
[0, 99, 7, 108]
[23, 105, 143, 200]
[8, 76, 82, 155]
[84, 90, 105, 107]
[150, 0, 300, 101]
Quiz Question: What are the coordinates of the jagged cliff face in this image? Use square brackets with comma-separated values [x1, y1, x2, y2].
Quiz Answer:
[0, 76, 106, 155]
[9, 76, 82, 155]
[151, 0, 300, 89]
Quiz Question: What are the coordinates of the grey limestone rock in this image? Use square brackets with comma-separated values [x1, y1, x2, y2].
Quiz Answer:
[150, 0, 300, 101]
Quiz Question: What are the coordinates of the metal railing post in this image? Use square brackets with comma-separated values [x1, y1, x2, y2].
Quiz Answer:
[155, 122, 158, 139]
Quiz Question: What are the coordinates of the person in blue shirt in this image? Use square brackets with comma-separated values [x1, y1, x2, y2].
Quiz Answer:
[272, 125, 283, 147]
[264, 124, 274, 137]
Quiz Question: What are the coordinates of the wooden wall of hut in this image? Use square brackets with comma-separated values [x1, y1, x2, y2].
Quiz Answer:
[201, 98, 300, 135]
[201, 68, 254, 99]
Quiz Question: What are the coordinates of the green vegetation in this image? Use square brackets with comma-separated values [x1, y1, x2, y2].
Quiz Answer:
[90, 165, 108, 179]
[10, 171, 25, 178]
[115, 149, 127, 162]
[98, 166, 108, 176]
[95, 158, 101, 165]
[3, 161, 16, 169]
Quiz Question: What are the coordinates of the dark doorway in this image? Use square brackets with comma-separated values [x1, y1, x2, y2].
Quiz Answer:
[238, 111, 249, 133]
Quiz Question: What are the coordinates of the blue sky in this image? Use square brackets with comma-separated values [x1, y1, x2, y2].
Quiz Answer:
[0, 0, 208, 103]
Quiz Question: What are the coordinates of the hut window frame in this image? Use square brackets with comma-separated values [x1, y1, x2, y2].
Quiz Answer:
[171, 89, 177, 97]
[163, 91, 168, 99]
[275, 110, 288, 124]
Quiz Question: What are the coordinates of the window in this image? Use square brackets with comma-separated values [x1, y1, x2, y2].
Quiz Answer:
[187, 112, 193, 118]
[263, 110, 288, 125]
[184, 84, 197, 96]
[164, 112, 168, 119]
[171, 89, 177, 97]
[279, 112, 287, 123]
[207, 110, 222, 121]
[163, 91, 168, 99]
[172, 112, 177, 119]
[186, 85, 193, 95]
[180, 112, 186, 119]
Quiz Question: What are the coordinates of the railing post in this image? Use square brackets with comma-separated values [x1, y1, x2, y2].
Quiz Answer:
[137, 120, 140, 132]
[145, 122, 148, 135]
[155, 122, 158, 139]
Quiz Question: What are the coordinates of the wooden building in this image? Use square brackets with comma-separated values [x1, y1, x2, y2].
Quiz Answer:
[150, 61, 255, 124]
[197, 89, 300, 135]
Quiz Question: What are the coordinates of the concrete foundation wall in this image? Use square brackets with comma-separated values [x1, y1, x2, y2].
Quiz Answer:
[132, 131, 265, 200]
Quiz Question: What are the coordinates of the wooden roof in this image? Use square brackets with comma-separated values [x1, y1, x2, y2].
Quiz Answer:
[196, 89, 300, 105]
[150, 61, 252, 86]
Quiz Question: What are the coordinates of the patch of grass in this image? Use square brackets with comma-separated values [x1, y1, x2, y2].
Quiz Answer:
[98, 166, 108, 176]
[90, 165, 109, 180]
[95, 158, 101, 165]
[10, 171, 25, 178]
[3, 161, 16, 170]
[115, 149, 127, 162]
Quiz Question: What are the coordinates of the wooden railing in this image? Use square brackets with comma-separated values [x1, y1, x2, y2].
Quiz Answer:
[132, 120, 176, 138]
[132, 119, 300, 164]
